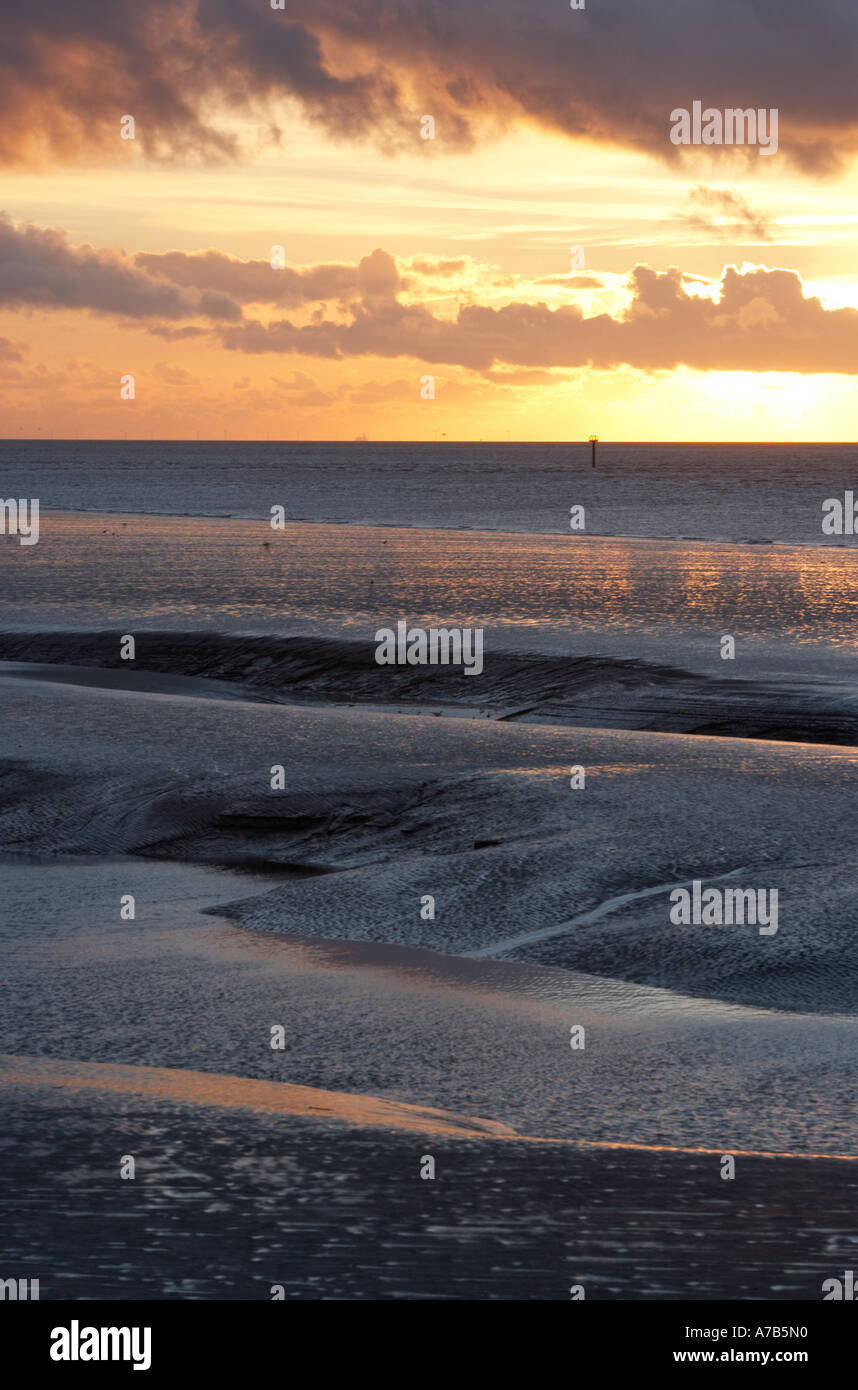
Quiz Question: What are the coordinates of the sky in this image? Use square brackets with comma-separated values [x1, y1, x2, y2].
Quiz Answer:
[2, 0, 858, 441]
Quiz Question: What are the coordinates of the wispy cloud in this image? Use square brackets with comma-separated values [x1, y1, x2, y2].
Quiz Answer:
[682, 186, 773, 242]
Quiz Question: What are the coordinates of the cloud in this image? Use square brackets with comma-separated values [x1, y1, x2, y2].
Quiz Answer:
[0, 336, 26, 361]
[0, 1, 397, 167]
[408, 257, 468, 277]
[483, 367, 566, 385]
[2, 1, 858, 173]
[0, 214, 242, 321]
[218, 259, 858, 375]
[8, 211, 858, 377]
[269, 369, 335, 406]
[535, 273, 606, 289]
[146, 325, 210, 341]
[135, 248, 364, 307]
[348, 377, 416, 405]
[682, 186, 773, 241]
[0, 218, 404, 338]
[153, 361, 197, 386]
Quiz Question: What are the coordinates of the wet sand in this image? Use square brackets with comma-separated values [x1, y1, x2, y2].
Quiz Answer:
[3, 1081, 856, 1300]
[2, 656, 857, 1299]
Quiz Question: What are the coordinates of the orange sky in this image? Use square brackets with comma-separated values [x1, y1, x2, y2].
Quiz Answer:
[4, 6, 858, 441]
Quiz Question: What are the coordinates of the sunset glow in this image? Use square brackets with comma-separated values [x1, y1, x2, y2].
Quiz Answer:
[4, 4, 858, 442]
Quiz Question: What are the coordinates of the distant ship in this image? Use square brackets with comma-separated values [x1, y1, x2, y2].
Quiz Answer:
[353, 432, 368, 441]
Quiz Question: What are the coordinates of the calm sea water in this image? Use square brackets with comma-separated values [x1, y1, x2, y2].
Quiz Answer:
[2, 440, 858, 542]
[3, 442, 858, 684]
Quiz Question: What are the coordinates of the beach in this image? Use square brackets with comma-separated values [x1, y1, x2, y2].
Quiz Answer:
[1, 443, 857, 1299]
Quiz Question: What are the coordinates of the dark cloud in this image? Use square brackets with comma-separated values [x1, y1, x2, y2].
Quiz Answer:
[682, 186, 773, 241]
[146, 325, 210, 341]
[0, 214, 242, 320]
[136, 245, 404, 311]
[0, 1, 396, 166]
[136, 248, 362, 306]
[218, 259, 858, 375]
[1, 1, 857, 172]
[0, 216, 401, 331]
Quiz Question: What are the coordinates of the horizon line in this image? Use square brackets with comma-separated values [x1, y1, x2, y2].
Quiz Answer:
[4, 438, 858, 447]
